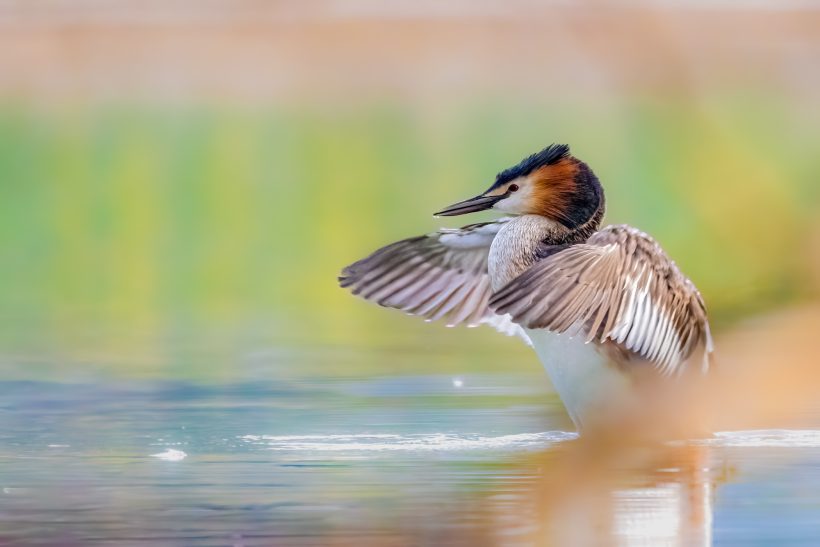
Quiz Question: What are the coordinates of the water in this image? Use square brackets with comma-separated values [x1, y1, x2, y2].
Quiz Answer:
[2, 367, 820, 546]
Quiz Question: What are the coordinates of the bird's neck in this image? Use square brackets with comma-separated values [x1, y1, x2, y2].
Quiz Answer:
[489, 211, 602, 290]
[545, 203, 605, 246]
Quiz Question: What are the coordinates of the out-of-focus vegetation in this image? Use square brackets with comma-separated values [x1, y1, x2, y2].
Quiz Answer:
[1, 2, 819, 382]
[1, 95, 818, 380]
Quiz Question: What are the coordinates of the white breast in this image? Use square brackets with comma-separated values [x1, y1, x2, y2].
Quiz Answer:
[527, 328, 634, 430]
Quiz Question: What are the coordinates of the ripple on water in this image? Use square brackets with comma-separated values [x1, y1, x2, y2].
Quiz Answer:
[238, 429, 820, 453]
[238, 431, 579, 452]
[703, 429, 820, 448]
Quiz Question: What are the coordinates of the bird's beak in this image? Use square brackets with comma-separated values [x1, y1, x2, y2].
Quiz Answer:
[434, 193, 506, 217]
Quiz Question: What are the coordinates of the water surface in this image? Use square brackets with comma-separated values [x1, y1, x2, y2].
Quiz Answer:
[2, 365, 819, 546]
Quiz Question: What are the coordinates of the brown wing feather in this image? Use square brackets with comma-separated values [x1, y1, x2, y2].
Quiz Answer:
[339, 218, 529, 342]
[490, 224, 713, 374]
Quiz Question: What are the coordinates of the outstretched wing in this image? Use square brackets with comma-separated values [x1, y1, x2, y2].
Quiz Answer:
[490, 225, 713, 374]
[339, 218, 528, 342]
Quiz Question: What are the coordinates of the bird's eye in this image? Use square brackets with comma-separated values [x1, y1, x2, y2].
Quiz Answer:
[508, 184, 519, 192]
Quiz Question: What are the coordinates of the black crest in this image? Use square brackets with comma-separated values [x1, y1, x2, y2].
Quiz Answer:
[494, 144, 570, 186]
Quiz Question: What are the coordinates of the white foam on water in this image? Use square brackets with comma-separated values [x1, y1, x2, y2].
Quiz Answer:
[701, 429, 820, 448]
[151, 448, 188, 461]
[239, 432, 578, 452]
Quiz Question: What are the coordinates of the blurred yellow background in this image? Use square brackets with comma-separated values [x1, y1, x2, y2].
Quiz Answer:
[2, 1, 819, 381]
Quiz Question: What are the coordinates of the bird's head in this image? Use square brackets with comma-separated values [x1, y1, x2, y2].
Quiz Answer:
[435, 144, 604, 229]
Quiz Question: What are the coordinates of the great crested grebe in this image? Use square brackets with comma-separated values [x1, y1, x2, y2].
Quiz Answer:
[339, 144, 713, 432]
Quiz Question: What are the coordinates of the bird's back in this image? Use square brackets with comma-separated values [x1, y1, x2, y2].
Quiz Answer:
[488, 221, 712, 432]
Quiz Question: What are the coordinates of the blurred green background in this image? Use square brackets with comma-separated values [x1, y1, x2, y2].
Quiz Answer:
[1, 2, 819, 382]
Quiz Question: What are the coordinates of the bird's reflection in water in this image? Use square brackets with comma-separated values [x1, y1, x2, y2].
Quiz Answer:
[487, 440, 724, 547]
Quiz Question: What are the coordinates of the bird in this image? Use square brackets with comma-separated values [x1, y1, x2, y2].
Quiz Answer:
[339, 144, 713, 433]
